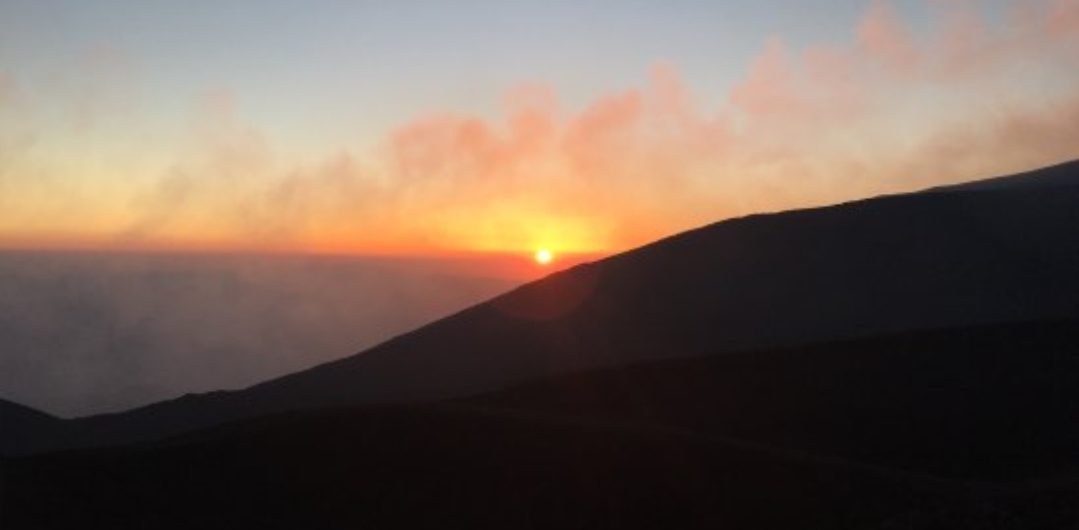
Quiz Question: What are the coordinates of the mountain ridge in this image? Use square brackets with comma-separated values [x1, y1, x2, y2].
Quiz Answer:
[6, 317, 1079, 529]
[3, 159, 1079, 455]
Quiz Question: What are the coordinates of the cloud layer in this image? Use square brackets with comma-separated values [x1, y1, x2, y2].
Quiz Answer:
[0, 251, 517, 416]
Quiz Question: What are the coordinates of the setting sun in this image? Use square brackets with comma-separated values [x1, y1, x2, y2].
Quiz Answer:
[534, 248, 553, 265]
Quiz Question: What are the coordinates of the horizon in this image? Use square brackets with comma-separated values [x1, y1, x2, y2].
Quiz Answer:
[2, 1, 1078, 258]
[5, 3, 1079, 526]
[5, 155, 1074, 418]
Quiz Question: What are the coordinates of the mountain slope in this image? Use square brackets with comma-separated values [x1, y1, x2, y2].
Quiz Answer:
[930, 159, 1079, 192]
[6, 159, 1079, 454]
[0, 404, 966, 530]
[5, 320, 1079, 529]
[468, 318, 1079, 482]
[0, 400, 61, 455]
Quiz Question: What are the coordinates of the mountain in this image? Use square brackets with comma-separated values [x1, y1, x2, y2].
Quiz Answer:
[0, 399, 62, 454]
[1, 402, 963, 530]
[4, 159, 1079, 455]
[469, 318, 1079, 482]
[4, 319, 1079, 529]
[4, 160, 1079, 528]
[930, 159, 1079, 192]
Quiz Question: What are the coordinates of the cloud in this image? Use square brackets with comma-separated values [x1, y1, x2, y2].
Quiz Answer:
[730, 38, 802, 119]
[1048, 0, 1079, 36]
[858, 0, 921, 72]
[124, 90, 275, 240]
[716, 0, 1079, 190]
[3, 0, 1079, 254]
[0, 251, 517, 416]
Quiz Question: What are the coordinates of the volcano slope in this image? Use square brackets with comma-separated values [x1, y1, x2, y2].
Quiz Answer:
[5, 159, 1079, 456]
[3, 161, 1079, 528]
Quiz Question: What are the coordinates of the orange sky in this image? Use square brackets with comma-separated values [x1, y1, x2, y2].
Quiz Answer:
[2, 1, 1078, 258]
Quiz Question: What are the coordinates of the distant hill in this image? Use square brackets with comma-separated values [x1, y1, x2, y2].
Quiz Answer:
[3, 159, 1079, 455]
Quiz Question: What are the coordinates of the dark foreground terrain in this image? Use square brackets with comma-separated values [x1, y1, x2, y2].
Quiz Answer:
[4, 320, 1079, 529]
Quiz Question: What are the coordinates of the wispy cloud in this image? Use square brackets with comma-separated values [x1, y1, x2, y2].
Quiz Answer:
[1, 0, 1078, 254]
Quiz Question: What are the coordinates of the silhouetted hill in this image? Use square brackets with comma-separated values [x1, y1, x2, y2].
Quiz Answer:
[469, 318, 1079, 482]
[0, 400, 61, 455]
[4, 159, 1079, 455]
[930, 159, 1079, 192]
[4, 321, 1079, 529]
[0, 405, 949, 530]
[4, 161, 1079, 527]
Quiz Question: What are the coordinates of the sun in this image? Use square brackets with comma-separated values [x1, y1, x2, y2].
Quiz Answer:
[534, 248, 553, 265]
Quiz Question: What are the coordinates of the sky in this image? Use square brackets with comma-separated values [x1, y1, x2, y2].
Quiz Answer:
[1, 0, 1078, 258]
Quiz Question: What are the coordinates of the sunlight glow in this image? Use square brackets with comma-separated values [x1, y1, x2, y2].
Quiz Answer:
[534, 248, 553, 265]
